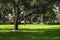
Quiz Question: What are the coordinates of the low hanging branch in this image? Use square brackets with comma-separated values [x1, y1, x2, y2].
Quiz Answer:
[18, 11, 37, 24]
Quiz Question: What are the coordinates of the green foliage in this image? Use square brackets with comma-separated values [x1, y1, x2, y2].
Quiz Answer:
[0, 0, 60, 24]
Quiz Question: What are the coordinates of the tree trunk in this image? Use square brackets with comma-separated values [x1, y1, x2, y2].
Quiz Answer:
[24, 11, 26, 25]
[14, 6, 19, 30]
[40, 14, 43, 24]
[14, 17, 18, 30]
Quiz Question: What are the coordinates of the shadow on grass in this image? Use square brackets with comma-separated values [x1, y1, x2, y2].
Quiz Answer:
[0, 28, 60, 40]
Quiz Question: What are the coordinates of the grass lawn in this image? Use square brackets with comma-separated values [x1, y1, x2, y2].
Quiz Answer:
[0, 24, 60, 40]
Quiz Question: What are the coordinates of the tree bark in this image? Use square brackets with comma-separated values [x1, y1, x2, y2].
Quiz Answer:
[14, 5, 19, 30]
[40, 14, 43, 24]
[14, 17, 18, 30]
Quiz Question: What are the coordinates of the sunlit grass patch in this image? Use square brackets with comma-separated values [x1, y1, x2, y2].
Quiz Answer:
[0, 24, 60, 40]
[0, 24, 60, 32]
